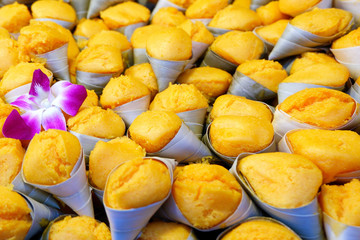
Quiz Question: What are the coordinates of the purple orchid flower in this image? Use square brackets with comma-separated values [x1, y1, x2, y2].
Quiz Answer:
[3, 69, 87, 140]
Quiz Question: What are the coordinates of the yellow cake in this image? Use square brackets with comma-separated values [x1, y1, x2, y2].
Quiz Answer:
[149, 83, 208, 113]
[319, 179, 360, 226]
[209, 94, 273, 122]
[256, 1, 290, 25]
[105, 158, 171, 209]
[278, 88, 356, 129]
[176, 66, 232, 98]
[0, 27, 10, 39]
[238, 152, 322, 208]
[130, 24, 165, 49]
[0, 38, 19, 79]
[73, 18, 109, 38]
[128, 111, 182, 153]
[79, 89, 99, 112]
[210, 31, 264, 65]
[0, 186, 32, 240]
[185, 0, 229, 19]
[146, 27, 192, 61]
[173, 163, 242, 229]
[100, 75, 151, 109]
[48, 215, 111, 240]
[151, 7, 187, 27]
[255, 19, 289, 45]
[0, 138, 25, 186]
[23, 129, 81, 185]
[221, 219, 301, 240]
[100, 2, 150, 29]
[287, 129, 360, 183]
[139, 221, 192, 240]
[87, 30, 131, 52]
[279, 0, 321, 17]
[208, 5, 261, 31]
[210, 115, 273, 157]
[168, 0, 196, 8]
[89, 136, 146, 190]
[31, 0, 77, 24]
[177, 19, 214, 44]
[232, 0, 251, 8]
[290, 52, 338, 74]
[67, 106, 125, 139]
[236, 59, 288, 92]
[0, 2, 31, 33]
[332, 27, 360, 49]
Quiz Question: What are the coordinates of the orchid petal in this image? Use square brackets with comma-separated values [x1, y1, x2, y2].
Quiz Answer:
[11, 95, 39, 111]
[29, 69, 50, 101]
[42, 106, 66, 131]
[51, 81, 87, 116]
[2, 109, 41, 140]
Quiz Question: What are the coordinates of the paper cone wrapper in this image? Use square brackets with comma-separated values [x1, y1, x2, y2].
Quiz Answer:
[150, 0, 185, 19]
[104, 157, 176, 240]
[112, 94, 151, 127]
[269, 20, 354, 60]
[18, 193, 61, 240]
[229, 159, 324, 240]
[335, 0, 360, 27]
[76, 70, 113, 95]
[157, 185, 261, 231]
[190, 18, 212, 26]
[91, 186, 104, 203]
[323, 212, 360, 240]
[12, 173, 60, 209]
[176, 108, 207, 135]
[253, 27, 274, 53]
[69, 0, 90, 21]
[206, 26, 230, 37]
[337, 59, 360, 80]
[147, 53, 189, 92]
[203, 123, 277, 166]
[349, 82, 360, 103]
[331, 46, 360, 80]
[250, 0, 272, 10]
[273, 103, 360, 138]
[22, 150, 94, 217]
[147, 123, 212, 163]
[228, 71, 276, 101]
[185, 41, 209, 69]
[69, 130, 111, 159]
[313, 0, 333, 9]
[216, 216, 302, 240]
[121, 48, 134, 70]
[35, 18, 75, 30]
[200, 49, 237, 74]
[277, 82, 346, 104]
[37, 43, 70, 81]
[133, 48, 149, 65]
[116, 22, 148, 41]
[87, 0, 125, 18]
[278, 129, 360, 183]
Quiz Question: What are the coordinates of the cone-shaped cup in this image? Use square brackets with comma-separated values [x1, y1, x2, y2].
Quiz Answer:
[34, 18, 75, 30]
[331, 46, 360, 79]
[200, 49, 237, 74]
[250, 0, 272, 10]
[69, 0, 90, 21]
[190, 18, 212, 26]
[116, 22, 148, 41]
[323, 212, 360, 240]
[121, 48, 134, 70]
[176, 108, 207, 136]
[185, 41, 209, 69]
[335, 0, 360, 27]
[349, 82, 360, 103]
[150, 0, 185, 19]
[253, 27, 274, 53]
[206, 26, 230, 37]
[133, 48, 148, 65]
[76, 70, 113, 95]
[87, 0, 125, 18]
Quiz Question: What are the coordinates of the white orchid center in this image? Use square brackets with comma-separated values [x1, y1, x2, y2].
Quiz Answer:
[40, 98, 52, 109]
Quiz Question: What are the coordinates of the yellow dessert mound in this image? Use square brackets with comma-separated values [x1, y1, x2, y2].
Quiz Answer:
[221, 219, 301, 240]
[210, 31, 264, 65]
[105, 158, 171, 209]
[100, 2, 150, 29]
[173, 163, 242, 229]
[0, 27, 10, 39]
[149, 83, 208, 113]
[210, 115, 274, 157]
[279, 88, 356, 128]
[288, 129, 360, 183]
[49, 216, 111, 240]
[130, 24, 165, 48]
[256, 19, 289, 45]
[31, 0, 76, 23]
[0, 2, 31, 33]
[88, 30, 131, 52]
[74, 18, 109, 38]
[319, 179, 360, 226]
[279, 0, 321, 17]
[0, 186, 32, 240]
[256, 1, 290, 25]
[0, 40, 19, 79]
[291, 8, 353, 37]
[185, 0, 229, 19]
[239, 152, 323, 208]
[89, 136, 146, 190]
[168, 0, 196, 8]
[79, 89, 99, 112]
[290, 52, 338, 74]
[178, 20, 214, 45]
[332, 27, 360, 49]
[176, 66, 232, 98]
[208, 5, 261, 31]
[67, 106, 125, 139]
[23, 129, 81, 185]
[232, 0, 251, 8]
[100, 75, 151, 109]
[128, 111, 182, 153]
[151, 7, 187, 27]
[139, 221, 191, 240]
[237, 59, 288, 92]
[146, 27, 192, 61]
[0, 138, 25, 186]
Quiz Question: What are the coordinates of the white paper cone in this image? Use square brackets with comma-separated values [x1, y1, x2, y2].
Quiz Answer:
[331, 46, 360, 64]
[228, 71, 276, 101]
[323, 213, 360, 240]
[277, 82, 346, 104]
[121, 48, 134, 70]
[176, 108, 207, 135]
[18, 193, 61, 240]
[150, 0, 185, 19]
[87, 0, 126, 18]
[206, 26, 230, 37]
[68, 0, 90, 20]
[229, 158, 324, 240]
[185, 41, 209, 70]
[133, 48, 149, 65]
[147, 53, 189, 92]
[147, 123, 212, 163]
[349, 83, 360, 103]
[200, 49, 237, 74]
[337, 60, 360, 80]
[104, 157, 176, 240]
[253, 27, 274, 53]
[76, 70, 113, 95]
[250, 0, 272, 10]
[22, 151, 94, 217]
[335, 0, 360, 27]
[116, 22, 148, 41]
[12, 173, 60, 209]
[190, 18, 212, 26]
[312, 0, 333, 9]
[34, 18, 75, 30]
[37, 44, 70, 81]
[112, 94, 151, 127]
